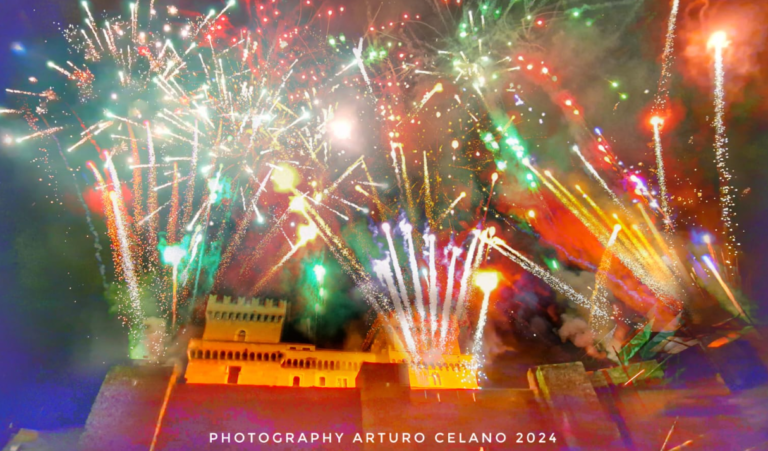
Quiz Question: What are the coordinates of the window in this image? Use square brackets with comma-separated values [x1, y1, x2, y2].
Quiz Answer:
[249, 352, 255, 361]
[257, 314, 262, 321]
[244, 298, 253, 305]
[204, 350, 211, 359]
[235, 352, 241, 360]
[319, 377, 326, 387]
[249, 313, 255, 321]
[214, 312, 221, 319]
[216, 295, 224, 304]
[292, 376, 301, 387]
[236, 330, 246, 342]
[227, 366, 241, 384]
[230, 297, 237, 304]
[227, 351, 233, 360]
[259, 298, 266, 306]
[338, 378, 348, 388]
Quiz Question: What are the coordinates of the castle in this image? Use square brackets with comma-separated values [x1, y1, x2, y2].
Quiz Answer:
[185, 295, 478, 389]
[69, 295, 768, 450]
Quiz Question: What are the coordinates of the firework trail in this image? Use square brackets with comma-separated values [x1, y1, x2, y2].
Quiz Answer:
[653, 0, 680, 113]
[52, 135, 109, 290]
[708, 32, 738, 255]
[589, 224, 622, 329]
[471, 271, 499, 361]
[109, 188, 144, 345]
[454, 230, 481, 323]
[651, 118, 672, 230]
[370, 222, 490, 361]
[571, 145, 628, 215]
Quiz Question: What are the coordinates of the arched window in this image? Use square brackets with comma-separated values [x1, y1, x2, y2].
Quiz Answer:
[214, 312, 221, 319]
[271, 353, 277, 362]
[236, 330, 246, 342]
[277, 316, 283, 322]
[227, 351, 233, 360]
[235, 313, 241, 320]
[257, 314, 262, 321]
[292, 376, 301, 387]
[235, 352, 241, 360]
[257, 353, 262, 361]
[211, 350, 217, 359]
[249, 352, 255, 361]
[250, 313, 255, 321]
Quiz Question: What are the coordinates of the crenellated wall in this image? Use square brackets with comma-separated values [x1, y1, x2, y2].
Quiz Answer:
[202, 295, 287, 344]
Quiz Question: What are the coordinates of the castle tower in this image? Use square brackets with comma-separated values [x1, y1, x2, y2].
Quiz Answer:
[202, 295, 287, 343]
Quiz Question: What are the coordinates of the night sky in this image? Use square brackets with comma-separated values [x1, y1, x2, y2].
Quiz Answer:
[1, 0, 767, 445]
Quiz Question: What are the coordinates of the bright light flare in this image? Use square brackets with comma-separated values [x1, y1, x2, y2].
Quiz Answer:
[297, 222, 319, 245]
[330, 120, 352, 140]
[474, 271, 499, 294]
[162, 245, 186, 266]
[708, 31, 729, 49]
[313, 264, 326, 283]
